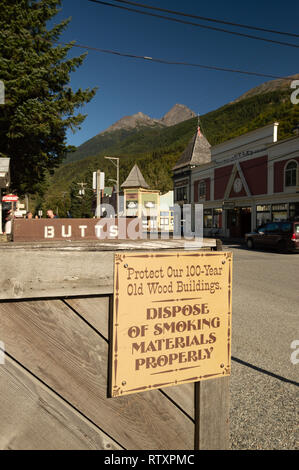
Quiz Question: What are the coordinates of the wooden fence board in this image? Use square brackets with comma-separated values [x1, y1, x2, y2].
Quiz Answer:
[161, 383, 194, 420]
[0, 250, 114, 300]
[0, 356, 121, 450]
[0, 240, 216, 300]
[65, 296, 195, 419]
[0, 299, 194, 450]
[64, 297, 110, 339]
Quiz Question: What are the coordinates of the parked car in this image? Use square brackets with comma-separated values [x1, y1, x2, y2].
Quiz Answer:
[245, 220, 299, 252]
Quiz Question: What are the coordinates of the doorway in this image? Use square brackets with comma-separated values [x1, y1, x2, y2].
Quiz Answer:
[240, 207, 252, 236]
[227, 207, 252, 237]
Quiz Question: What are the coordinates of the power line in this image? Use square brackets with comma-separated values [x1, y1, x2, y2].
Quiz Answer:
[87, 0, 299, 49]
[63, 42, 287, 79]
[112, 0, 299, 39]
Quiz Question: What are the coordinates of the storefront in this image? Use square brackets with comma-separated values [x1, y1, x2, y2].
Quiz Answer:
[173, 123, 299, 238]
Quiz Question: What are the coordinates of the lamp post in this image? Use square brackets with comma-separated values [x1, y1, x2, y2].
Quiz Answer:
[104, 156, 119, 218]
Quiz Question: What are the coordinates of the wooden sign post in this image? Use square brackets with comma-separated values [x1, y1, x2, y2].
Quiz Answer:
[110, 250, 232, 394]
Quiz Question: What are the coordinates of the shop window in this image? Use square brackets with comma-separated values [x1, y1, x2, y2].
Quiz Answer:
[257, 205, 271, 212]
[203, 209, 212, 228]
[289, 202, 299, 220]
[285, 161, 298, 187]
[257, 212, 271, 227]
[160, 218, 169, 226]
[256, 205, 271, 227]
[272, 203, 288, 222]
[160, 212, 170, 227]
[212, 208, 222, 228]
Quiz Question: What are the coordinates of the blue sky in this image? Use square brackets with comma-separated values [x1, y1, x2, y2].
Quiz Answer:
[53, 0, 299, 147]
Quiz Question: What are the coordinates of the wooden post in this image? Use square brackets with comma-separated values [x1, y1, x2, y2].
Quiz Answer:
[194, 377, 230, 450]
[194, 238, 230, 450]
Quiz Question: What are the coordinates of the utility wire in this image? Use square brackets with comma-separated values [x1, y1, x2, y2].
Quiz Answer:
[87, 0, 299, 49]
[112, 0, 299, 39]
[63, 42, 286, 79]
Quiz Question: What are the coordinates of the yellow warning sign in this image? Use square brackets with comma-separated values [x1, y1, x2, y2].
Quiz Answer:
[110, 251, 232, 397]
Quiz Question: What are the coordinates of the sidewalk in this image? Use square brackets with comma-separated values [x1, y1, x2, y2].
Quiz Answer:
[0, 234, 10, 243]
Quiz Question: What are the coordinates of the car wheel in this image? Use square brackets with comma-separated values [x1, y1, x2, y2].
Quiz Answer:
[247, 238, 254, 249]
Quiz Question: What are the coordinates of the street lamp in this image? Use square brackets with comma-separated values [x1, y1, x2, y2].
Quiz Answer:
[104, 156, 119, 218]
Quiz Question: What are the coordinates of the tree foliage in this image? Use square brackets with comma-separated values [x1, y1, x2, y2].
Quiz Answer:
[69, 170, 95, 218]
[0, 0, 97, 195]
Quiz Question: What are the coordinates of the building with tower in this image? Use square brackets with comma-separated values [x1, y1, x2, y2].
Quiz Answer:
[121, 163, 174, 231]
[173, 123, 299, 237]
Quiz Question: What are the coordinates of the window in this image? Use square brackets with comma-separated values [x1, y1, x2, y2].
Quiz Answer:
[160, 218, 169, 226]
[281, 222, 292, 233]
[176, 186, 187, 202]
[256, 205, 271, 227]
[257, 205, 271, 212]
[285, 161, 297, 187]
[198, 181, 206, 199]
[272, 203, 288, 222]
[203, 209, 212, 228]
[265, 223, 279, 233]
[212, 208, 222, 228]
[289, 203, 299, 219]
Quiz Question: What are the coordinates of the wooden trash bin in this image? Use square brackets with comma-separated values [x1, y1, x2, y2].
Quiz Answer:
[0, 239, 229, 450]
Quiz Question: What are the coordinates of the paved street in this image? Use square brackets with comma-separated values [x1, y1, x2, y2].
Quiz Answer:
[224, 243, 299, 450]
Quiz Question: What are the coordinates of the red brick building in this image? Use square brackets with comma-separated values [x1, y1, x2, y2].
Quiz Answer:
[173, 123, 299, 237]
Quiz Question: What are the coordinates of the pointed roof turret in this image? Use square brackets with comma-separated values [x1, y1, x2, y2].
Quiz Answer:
[121, 163, 150, 189]
[173, 127, 211, 170]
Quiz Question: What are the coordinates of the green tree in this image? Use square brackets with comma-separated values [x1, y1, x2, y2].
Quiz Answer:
[69, 174, 95, 218]
[0, 0, 97, 195]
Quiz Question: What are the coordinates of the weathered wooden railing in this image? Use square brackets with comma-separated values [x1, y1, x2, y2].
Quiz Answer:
[0, 238, 229, 450]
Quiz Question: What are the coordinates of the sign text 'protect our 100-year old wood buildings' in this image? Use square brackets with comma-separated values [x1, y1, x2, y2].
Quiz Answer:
[109, 251, 232, 397]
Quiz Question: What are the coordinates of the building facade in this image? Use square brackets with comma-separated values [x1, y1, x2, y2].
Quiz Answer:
[173, 123, 299, 237]
[121, 164, 174, 231]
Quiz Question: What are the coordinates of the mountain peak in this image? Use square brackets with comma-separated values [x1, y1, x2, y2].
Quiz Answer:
[160, 104, 196, 126]
[101, 111, 160, 134]
[232, 73, 299, 104]
[100, 104, 196, 135]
